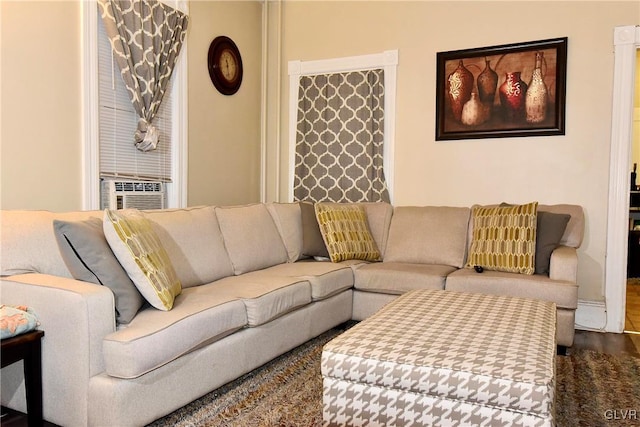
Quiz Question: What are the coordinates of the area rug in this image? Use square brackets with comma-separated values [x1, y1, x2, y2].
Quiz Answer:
[149, 325, 640, 427]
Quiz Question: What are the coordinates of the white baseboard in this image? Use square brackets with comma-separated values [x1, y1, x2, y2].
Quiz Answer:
[574, 299, 608, 332]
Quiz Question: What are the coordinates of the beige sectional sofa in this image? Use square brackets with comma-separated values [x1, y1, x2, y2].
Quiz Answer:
[0, 201, 583, 426]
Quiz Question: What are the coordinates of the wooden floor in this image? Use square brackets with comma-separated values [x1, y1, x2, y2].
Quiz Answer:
[573, 329, 640, 357]
[0, 406, 58, 427]
[624, 278, 640, 354]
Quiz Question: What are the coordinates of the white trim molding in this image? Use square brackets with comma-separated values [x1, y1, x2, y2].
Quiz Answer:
[575, 299, 608, 332]
[605, 26, 639, 333]
[287, 50, 399, 203]
[81, 0, 100, 210]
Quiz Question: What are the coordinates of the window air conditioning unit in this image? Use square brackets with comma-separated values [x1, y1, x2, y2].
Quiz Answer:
[101, 180, 166, 210]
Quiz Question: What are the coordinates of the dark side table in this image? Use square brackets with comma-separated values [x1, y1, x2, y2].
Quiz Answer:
[1, 330, 45, 426]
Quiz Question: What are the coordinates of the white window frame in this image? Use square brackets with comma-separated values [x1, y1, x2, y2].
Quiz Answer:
[81, 0, 188, 210]
[287, 50, 398, 203]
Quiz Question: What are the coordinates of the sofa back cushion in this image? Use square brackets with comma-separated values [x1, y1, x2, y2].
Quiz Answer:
[215, 204, 289, 275]
[384, 206, 471, 268]
[361, 202, 394, 258]
[266, 202, 303, 262]
[144, 206, 234, 287]
[0, 210, 101, 277]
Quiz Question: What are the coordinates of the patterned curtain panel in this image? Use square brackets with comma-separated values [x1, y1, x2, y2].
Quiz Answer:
[98, 0, 189, 152]
[294, 70, 390, 203]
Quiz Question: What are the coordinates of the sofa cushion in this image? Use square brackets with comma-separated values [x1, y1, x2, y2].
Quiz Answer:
[144, 206, 234, 287]
[258, 261, 354, 300]
[102, 287, 247, 379]
[53, 217, 144, 324]
[446, 267, 578, 310]
[384, 206, 470, 268]
[466, 202, 538, 275]
[103, 209, 182, 311]
[215, 204, 289, 275]
[299, 201, 330, 258]
[534, 211, 570, 274]
[266, 202, 304, 262]
[500, 203, 570, 275]
[538, 204, 584, 248]
[1, 210, 101, 278]
[360, 202, 394, 258]
[354, 262, 455, 294]
[315, 203, 381, 263]
[210, 272, 312, 326]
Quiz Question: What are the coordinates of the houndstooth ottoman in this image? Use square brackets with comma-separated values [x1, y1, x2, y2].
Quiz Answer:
[321, 289, 557, 426]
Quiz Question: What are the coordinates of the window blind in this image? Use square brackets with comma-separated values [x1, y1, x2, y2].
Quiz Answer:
[97, 10, 173, 182]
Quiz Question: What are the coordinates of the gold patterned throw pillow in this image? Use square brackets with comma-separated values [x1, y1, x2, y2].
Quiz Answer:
[315, 203, 380, 263]
[466, 202, 538, 275]
[103, 209, 181, 311]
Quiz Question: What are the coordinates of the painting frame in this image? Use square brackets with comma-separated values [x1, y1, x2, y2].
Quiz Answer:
[435, 37, 567, 141]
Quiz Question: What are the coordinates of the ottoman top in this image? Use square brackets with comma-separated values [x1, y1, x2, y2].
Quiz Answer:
[322, 289, 557, 418]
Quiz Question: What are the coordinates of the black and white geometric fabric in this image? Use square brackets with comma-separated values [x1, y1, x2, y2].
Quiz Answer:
[294, 70, 390, 204]
[322, 289, 557, 426]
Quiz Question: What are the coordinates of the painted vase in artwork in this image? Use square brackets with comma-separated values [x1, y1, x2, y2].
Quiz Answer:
[499, 71, 528, 122]
[526, 51, 548, 123]
[461, 93, 488, 126]
[446, 60, 474, 122]
[477, 58, 498, 106]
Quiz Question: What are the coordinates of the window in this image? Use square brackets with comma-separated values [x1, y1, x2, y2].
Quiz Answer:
[82, 0, 188, 209]
[97, 12, 174, 183]
[287, 50, 397, 203]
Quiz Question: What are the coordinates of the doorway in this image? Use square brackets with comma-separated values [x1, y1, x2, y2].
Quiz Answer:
[606, 25, 639, 336]
[625, 50, 640, 336]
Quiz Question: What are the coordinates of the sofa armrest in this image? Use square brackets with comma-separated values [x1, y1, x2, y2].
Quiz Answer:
[0, 274, 115, 426]
[549, 245, 578, 283]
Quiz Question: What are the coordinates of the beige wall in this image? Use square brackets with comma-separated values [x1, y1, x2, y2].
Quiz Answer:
[2, 1, 639, 303]
[269, 1, 640, 301]
[1, 1, 82, 211]
[0, 0, 263, 211]
[187, 0, 262, 206]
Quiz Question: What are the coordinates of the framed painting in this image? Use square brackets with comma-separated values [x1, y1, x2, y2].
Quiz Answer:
[435, 37, 567, 141]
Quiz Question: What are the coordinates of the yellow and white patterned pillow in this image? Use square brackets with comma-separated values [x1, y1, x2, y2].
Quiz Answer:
[466, 202, 538, 275]
[315, 203, 380, 263]
[103, 209, 181, 311]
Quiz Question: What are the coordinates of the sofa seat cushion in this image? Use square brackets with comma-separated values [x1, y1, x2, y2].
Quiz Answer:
[446, 268, 578, 309]
[211, 272, 312, 326]
[258, 261, 355, 301]
[354, 262, 456, 294]
[102, 286, 247, 379]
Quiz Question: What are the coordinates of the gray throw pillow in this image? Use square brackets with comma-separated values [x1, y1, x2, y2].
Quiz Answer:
[53, 217, 144, 324]
[535, 211, 570, 275]
[300, 201, 329, 258]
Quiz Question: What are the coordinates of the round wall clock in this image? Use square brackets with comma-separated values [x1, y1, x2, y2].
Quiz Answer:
[208, 36, 243, 95]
